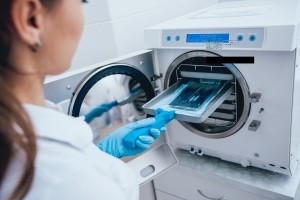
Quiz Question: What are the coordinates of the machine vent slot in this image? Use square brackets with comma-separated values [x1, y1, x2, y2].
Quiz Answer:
[209, 112, 236, 120]
[180, 71, 234, 81]
[217, 103, 236, 110]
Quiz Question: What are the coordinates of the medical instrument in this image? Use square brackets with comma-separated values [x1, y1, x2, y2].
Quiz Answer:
[169, 80, 223, 110]
[143, 79, 233, 123]
[123, 108, 175, 148]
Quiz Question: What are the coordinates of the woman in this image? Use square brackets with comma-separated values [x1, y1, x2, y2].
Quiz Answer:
[0, 0, 162, 199]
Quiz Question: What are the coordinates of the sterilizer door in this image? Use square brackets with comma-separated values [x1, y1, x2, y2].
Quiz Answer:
[43, 50, 178, 186]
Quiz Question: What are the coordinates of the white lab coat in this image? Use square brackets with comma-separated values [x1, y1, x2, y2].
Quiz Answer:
[0, 103, 139, 200]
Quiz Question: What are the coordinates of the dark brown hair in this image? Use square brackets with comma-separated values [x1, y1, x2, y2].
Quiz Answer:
[0, 1, 58, 199]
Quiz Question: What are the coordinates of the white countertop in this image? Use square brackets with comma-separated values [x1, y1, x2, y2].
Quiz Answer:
[174, 148, 300, 199]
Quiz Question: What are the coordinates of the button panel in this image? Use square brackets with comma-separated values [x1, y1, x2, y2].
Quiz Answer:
[162, 28, 264, 49]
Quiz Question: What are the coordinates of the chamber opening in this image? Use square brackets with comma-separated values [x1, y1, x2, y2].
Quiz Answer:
[69, 64, 155, 142]
[165, 51, 250, 138]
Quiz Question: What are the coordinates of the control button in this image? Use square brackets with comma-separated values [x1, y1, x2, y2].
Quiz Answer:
[237, 35, 243, 41]
[248, 120, 261, 131]
[166, 36, 171, 41]
[249, 34, 256, 41]
[175, 36, 180, 41]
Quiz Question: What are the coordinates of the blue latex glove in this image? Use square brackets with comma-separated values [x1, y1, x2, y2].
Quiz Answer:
[84, 101, 117, 123]
[96, 118, 165, 158]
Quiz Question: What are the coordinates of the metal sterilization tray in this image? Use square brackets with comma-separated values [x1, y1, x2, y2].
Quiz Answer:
[143, 79, 234, 123]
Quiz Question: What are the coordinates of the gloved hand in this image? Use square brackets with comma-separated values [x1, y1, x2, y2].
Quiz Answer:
[96, 118, 166, 158]
[84, 101, 117, 123]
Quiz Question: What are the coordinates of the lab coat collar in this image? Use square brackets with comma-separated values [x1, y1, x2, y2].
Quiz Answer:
[23, 104, 93, 150]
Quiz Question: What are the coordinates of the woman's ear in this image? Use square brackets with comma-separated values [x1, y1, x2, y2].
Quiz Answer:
[10, 0, 44, 49]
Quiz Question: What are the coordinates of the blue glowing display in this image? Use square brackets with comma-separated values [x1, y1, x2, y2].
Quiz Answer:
[186, 33, 230, 43]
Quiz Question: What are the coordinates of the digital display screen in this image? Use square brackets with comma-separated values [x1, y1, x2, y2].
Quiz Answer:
[186, 33, 230, 43]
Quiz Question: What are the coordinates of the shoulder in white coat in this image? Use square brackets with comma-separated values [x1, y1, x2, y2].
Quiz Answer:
[1, 104, 139, 200]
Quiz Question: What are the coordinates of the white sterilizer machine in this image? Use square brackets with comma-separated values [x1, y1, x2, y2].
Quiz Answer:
[143, 0, 300, 176]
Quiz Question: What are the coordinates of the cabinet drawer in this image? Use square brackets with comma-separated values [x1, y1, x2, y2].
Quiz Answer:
[154, 165, 278, 200]
[155, 190, 184, 200]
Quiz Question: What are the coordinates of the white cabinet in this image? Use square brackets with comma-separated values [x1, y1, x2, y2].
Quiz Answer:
[155, 190, 184, 200]
[155, 165, 269, 200]
[154, 149, 300, 200]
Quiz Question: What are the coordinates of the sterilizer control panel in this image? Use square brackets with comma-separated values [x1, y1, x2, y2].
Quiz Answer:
[162, 28, 264, 49]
